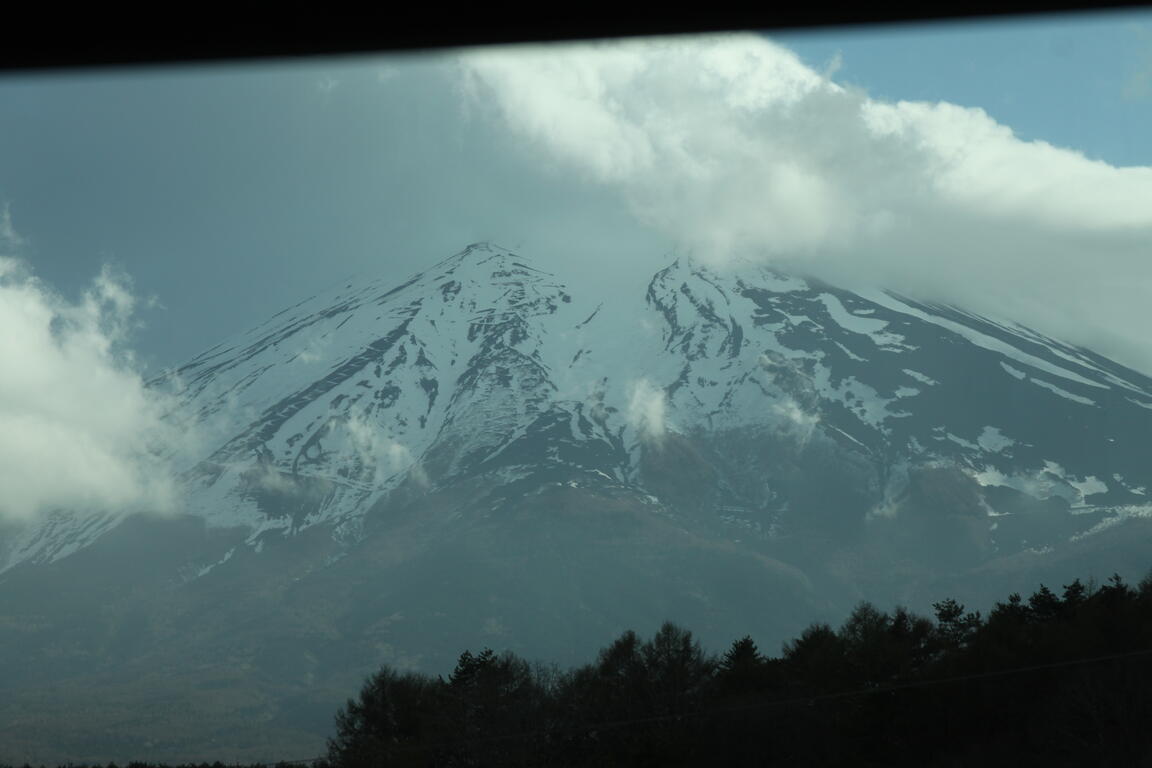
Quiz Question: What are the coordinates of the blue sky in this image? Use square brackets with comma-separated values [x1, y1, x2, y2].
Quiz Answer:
[774, 11, 1151, 168]
[0, 9, 1149, 373]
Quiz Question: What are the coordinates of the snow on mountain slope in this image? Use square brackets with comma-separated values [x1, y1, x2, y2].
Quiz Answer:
[620, 256, 1152, 510]
[6, 242, 1152, 572]
[157, 244, 589, 534]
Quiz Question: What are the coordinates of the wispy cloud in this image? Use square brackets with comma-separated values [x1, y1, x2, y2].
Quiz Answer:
[0, 203, 26, 253]
[293, 331, 331, 364]
[1122, 25, 1152, 102]
[344, 411, 428, 487]
[626, 378, 667, 443]
[822, 51, 844, 80]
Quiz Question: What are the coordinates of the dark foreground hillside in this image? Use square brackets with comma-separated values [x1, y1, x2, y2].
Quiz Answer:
[8, 568, 1152, 767]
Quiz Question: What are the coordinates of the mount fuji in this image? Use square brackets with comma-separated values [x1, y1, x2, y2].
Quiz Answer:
[3, 243, 1152, 762]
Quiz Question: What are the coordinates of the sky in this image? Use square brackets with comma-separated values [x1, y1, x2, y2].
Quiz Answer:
[0, 10, 1150, 523]
[774, 11, 1152, 168]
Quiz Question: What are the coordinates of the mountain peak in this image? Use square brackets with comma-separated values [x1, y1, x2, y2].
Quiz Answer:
[430, 241, 528, 270]
[13, 244, 1152, 576]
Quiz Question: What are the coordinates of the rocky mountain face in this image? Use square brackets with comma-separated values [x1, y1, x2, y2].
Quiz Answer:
[3, 243, 1152, 762]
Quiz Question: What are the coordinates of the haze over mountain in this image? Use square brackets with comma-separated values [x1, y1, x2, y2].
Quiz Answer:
[2, 243, 1152, 762]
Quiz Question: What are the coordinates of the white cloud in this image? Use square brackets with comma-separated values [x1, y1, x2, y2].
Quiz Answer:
[249, 463, 300, 495]
[772, 397, 820, 442]
[458, 34, 1152, 373]
[0, 253, 181, 523]
[344, 411, 428, 487]
[626, 378, 667, 442]
[860, 98, 1152, 230]
[294, 331, 331, 364]
[0, 203, 26, 253]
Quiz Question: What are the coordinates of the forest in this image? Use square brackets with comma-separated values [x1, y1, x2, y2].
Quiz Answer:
[6, 570, 1152, 767]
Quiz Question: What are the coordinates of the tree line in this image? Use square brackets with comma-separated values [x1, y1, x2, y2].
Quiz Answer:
[323, 570, 1152, 766]
[7, 570, 1152, 767]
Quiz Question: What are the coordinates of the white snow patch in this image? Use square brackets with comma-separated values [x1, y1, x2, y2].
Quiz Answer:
[1041, 461, 1107, 504]
[902, 369, 937, 386]
[859, 289, 1106, 389]
[828, 425, 867, 450]
[811, 365, 895, 430]
[1029, 378, 1096, 406]
[977, 426, 1014, 453]
[972, 463, 1077, 503]
[1068, 474, 1109, 500]
[1070, 505, 1152, 542]
[946, 432, 979, 450]
[833, 341, 867, 363]
[997, 321, 1150, 395]
[1127, 397, 1152, 411]
[1000, 362, 1027, 380]
[1116, 474, 1151, 496]
[817, 293, 909, 350]
[197, 547, 235, 577]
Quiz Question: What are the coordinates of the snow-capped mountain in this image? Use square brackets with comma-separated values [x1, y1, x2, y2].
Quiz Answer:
[4, 242, 1152, 762]
[8, 242, 1152, 570]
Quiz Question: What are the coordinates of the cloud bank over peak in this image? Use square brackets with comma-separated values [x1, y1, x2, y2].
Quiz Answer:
[458, 34, 1152, 372]
[0, 252, 181, 524]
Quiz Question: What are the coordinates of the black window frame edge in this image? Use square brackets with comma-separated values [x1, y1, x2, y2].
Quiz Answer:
[2, 1, 1151, 73]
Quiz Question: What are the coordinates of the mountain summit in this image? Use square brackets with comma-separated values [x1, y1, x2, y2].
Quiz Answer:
[4, 243, 1152, 761]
